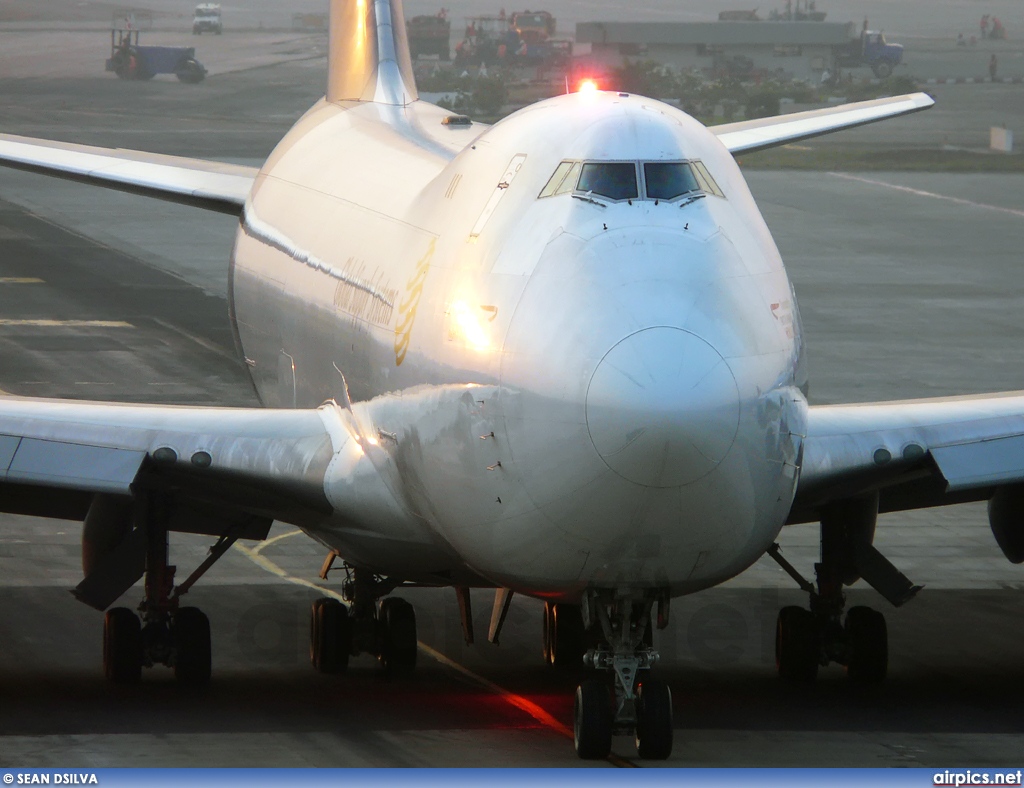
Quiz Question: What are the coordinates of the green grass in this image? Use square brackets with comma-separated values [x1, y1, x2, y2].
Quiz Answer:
[737, 146, 1024, 172]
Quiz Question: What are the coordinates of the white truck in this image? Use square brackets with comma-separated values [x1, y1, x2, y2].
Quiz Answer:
[192, 4, 222, 35]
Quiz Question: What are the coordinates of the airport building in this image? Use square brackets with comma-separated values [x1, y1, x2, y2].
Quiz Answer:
[575, 21, 857, 81]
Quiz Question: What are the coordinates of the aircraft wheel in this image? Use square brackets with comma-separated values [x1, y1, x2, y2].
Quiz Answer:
[173, 607, 211, 685]
[379, 597, 417, 676]
[845, 606, 887, 683]
[775, 606, 819, 682]
[634, 678, 673, 759]
[573, 680, 613, 759]
[310, 597, 350, 673]
[546, 602, 585, 669]
[104, 607, 142, 684]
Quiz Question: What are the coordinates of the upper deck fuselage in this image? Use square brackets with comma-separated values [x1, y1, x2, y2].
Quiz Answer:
[230, 90, 808, 599]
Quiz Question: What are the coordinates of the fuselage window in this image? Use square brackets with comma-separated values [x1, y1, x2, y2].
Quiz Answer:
[643, 162, 701, 201]
[577, 162, 639, 201]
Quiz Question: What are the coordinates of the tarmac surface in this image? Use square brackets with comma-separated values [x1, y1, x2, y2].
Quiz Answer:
[1, 48, 1024, 768]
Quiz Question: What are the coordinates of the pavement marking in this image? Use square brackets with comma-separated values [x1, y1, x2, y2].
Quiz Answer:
[830, 173, 1024, 220]
[234, 534, 638, 767]
[150, 318, 242, 364]
[0, 277, 44, 284]
[0, 319, 134, 327]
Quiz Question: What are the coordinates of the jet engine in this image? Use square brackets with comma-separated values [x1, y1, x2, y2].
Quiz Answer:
[988, 485, 1024, 564]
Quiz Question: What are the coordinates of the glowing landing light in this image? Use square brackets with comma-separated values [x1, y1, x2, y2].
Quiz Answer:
[578, 79, 599, 95]
[450, 300, 491, 350]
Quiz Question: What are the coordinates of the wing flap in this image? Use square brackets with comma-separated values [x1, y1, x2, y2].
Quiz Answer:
[0, 133, 257, 215]
[713, 92, 935, 154]
[931, 435, 1024, 492]
[2, 436, 146, 494]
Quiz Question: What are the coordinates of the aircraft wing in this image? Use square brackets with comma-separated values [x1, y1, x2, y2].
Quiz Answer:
[0, 396, 340, 531]
[713, 92, 935, 155]
[789, 392, 1024, 524]
[0, 133, 257, 215]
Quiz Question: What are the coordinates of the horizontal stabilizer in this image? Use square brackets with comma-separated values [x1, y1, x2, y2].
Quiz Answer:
[0, 133, 257, 215]
[713, 92, 935, 154]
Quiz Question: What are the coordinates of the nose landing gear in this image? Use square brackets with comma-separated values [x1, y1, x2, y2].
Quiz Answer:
[571, 590, 673, 761]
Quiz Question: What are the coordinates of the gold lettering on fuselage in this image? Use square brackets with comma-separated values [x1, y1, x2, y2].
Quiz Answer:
[394, 239, 436, 366]
[333, 257, 398, 327]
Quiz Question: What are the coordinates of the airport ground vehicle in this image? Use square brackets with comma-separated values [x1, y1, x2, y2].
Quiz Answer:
[193, 3, 223, 35]
[836, 29, 904, 78]
[105, 28, 207, 83]
[407, 13, 451, 60]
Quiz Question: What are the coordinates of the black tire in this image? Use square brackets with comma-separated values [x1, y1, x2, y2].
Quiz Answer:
[776, 606, 819, 682]
[173, 607, 211, 686]
[547, 602, 585, 669]
[574, 680, 613, 759]
[309, 598, 323, 668]
[379, 597, 417, 676]
[635, 678, 673, 759]
[103, 607, 142, 684]
[314, 598, 351, 674]
[872, 60, 893, 79]
[845, 606, 887, 683]
[176, 60, 206, 84]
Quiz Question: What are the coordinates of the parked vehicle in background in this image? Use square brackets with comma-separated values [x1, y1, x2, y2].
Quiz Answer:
[510, 10, 555, 42]
[193, 4, 222, 35]
[408, 12, 451, 60]
[836, 29, 904, 78]
[106, 26, 207, 83]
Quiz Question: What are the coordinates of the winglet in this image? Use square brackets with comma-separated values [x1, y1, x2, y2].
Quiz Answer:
[327, 0, 419, 105]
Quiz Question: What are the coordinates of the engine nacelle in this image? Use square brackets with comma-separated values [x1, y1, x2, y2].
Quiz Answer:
[988, 485, 1024, 564]
[81, 494, 134, 576]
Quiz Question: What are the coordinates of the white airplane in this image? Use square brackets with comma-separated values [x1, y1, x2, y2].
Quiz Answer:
[1, 0, 1021, 762]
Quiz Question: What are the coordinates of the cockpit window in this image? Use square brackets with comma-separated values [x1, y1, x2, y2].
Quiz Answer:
[643, 163, 700, 200]
[690, 161, 725, 198]
[644, 161, 724, 201]
[538, 159, 723, 202]
[539, 161, 575, 198]
[577, 163, 639, 201]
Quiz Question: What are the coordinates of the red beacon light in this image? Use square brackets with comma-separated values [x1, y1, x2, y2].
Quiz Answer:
[577, 78, 599, 94]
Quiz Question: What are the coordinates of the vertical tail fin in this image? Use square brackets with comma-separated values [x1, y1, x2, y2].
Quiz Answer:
[327, 0, 418, 105]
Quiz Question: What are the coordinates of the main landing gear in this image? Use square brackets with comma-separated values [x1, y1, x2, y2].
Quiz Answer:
[309, 565, 418, 676]
[769, 494, 921, 683]
[102, 494, 232, 685]
[551, 592, 673, 761]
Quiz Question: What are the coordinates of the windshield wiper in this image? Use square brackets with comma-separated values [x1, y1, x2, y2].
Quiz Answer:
[572, 191, 609, 208]
[679, 193, 707, 209]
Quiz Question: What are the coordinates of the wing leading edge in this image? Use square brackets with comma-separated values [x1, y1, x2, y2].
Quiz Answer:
[790, 391, 1024, 524]
[713, 92, 935, 155]
[0, 133, 257, 215]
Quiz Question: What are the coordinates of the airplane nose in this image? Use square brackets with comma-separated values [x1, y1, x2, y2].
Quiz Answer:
[585, 327, 740, 488]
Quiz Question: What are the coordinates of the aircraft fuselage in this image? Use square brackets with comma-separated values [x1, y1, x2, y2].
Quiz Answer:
[230, 90, 808, 600]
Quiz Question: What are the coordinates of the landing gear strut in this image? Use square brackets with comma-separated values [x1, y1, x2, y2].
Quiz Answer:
[769, 494, 916, 683]
[572, 590, 673, 761]
[102, 493, 225, 685]
[308, 565, 418, 676]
